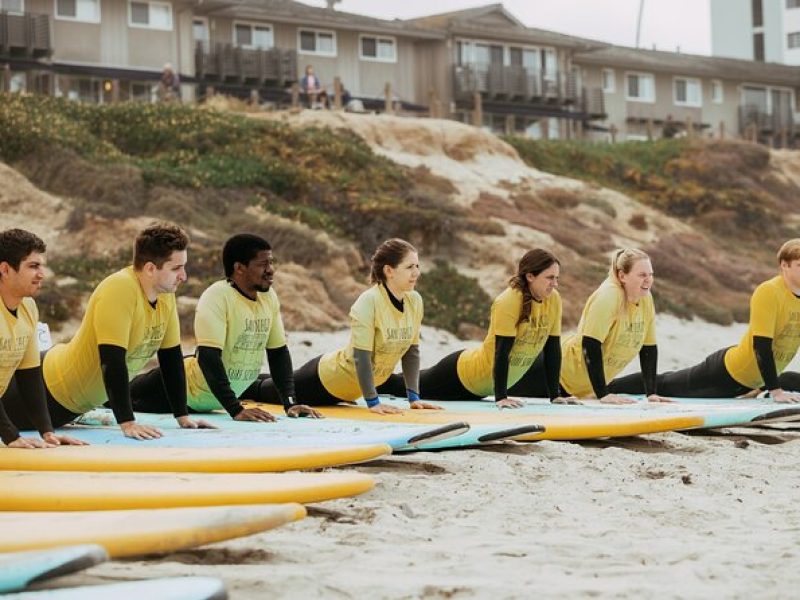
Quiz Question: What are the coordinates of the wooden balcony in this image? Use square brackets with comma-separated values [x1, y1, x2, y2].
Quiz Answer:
[453, 64, 580, 104]
[195, 43, 297, 86]
[739, 104, 793, 135]
[0, 11, 51, 58]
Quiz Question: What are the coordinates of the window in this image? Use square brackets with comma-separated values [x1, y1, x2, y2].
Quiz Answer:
[0, 0, 24, 14]
[711, 79, 723, 103]
[602, 68, 615, 93]
[674, 77, 702, 106]
[193, 18, 209, 50]
[752, 0, 763, 26]
[359, 35, 396, 62]
[129, 0, 171, 30]
[234, 22, 273, 49]
[626, 72, 655, 102]
[55, 0, 100, 22]
[789, 32, 800, 48]
[788, 0, 800, 8]
[754, 32, 765, 60]
[298, 29, 336, 56]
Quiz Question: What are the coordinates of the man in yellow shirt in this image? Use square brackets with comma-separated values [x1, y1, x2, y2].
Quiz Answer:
[0, 229, 84, 448]
[4, 223, 212, 440]
[130, 233, 320, 420]
[611, 239, 800, 401]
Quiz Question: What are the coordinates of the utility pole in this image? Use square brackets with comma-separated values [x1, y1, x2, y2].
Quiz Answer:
[635, 0, 645, 48]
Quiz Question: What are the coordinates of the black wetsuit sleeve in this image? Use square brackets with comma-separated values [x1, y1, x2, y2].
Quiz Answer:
[353, 348, 378, 399]
[98, 344, 134, 424]
[197, 346, 243, 418]
[401, 344, 420, 395]
[542, 336, 561, 400]
[0, 388, 21, 444]
[157, 345, 188, 418]
[582, 336, 608, 399]
[493, 335, 515, 401]
[639, 345, 658, 396]
[15, 366, 54, 435]
[266, 345, 297, 411]
[753, 336, 781, 391]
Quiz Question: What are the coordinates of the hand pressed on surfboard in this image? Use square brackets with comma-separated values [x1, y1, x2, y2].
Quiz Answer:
[551, 396, 582, 405]
[599, 393, 636, 405]
[770, 389, 800, 404]
[370, 403, 403, 415]
[7, 436, 55, 449]
[646, 394, 674, 403]
[495, 397, 524, 409]
[234, 406, 277, 422]
[410, 400, 443, 410]
[42, 432, 88, 446]
[120, 421, 162, 440]
[286, 405, 323, 419]
[177, 416, 217, 429]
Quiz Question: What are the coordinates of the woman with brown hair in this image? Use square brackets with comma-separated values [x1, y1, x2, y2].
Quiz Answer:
[245, 238, 438, 414]
[380, 249, 564, 407]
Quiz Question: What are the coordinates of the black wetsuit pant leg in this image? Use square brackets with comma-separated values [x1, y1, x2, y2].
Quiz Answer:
[129, 367, 172, 413]
[508, 353, 564, 398]
[1, 375, 79, 429]
[608, 347, 751, 398]
[376, 350, 478, 400]
[777, 371, 800, 392]
[239, 356, 342, 406]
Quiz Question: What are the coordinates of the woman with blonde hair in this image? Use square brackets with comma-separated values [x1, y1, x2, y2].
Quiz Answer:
[247, 238, 439, 414]
[519, 248, 669, 403]
[611, 240, 800, 402]
[379, 248, 565, 407]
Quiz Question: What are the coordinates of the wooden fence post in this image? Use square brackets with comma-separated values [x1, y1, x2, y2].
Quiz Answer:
[428, 88, 441, 119]
[646, 119, 654, 141]
[609, 124, 618, 143]
[472, 91, 482, 127]
[2, 64, 11, 93]
[333, 76, 343, 110]
[505, 114, 515, 135]
[685, 116, 693, 138]
[719, 120, 725, 140]
[541, 118, 550, 140]
[384, 82, 393, 114]
[291, 82, 300, 108]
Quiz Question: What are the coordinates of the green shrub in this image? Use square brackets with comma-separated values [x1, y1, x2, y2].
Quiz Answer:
[416, 261, 491, 336]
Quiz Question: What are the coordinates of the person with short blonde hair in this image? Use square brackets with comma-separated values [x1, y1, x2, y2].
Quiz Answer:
[611, 239, 800, 401]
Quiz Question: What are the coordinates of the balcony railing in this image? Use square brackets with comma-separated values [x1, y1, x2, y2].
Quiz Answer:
[739, 104, 794, 135]
[0, 11, 51, 58]
[453, 64, 579, 103]
[195, 42, 297, 86]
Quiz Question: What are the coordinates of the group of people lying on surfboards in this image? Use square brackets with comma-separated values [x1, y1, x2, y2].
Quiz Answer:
[2, 223, 799, 449]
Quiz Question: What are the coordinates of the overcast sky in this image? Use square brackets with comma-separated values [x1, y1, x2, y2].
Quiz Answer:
[297, 0, 713, 55]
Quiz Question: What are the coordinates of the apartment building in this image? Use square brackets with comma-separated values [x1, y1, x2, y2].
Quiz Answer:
[711, 0, 800, 65]
[575, 45, 800, 145]
[2, 0, 799, 146]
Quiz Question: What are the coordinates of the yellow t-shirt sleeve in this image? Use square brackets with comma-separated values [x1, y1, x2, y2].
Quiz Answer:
[93, 282, 136, 348]
[266, 296, 287, 349]
[161, 300, 181, 349]
[194, 291, 227, 350]
[493, 291, 521, 337]
[550, 293, 563, 336]
[350, 293, 376, 352]
[581, 287, 618, 342]
[19, 300, 40, 369]
[750, 283, 779, 338]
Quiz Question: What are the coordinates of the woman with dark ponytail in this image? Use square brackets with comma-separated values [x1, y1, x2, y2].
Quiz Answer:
[247, 238, 440, 414]
[379, 249, 565, 407]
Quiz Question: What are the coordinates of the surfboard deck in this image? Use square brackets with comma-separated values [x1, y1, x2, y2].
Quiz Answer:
[9, 576, 227, 600]
[0, 470, 374, 511]
[68, 409, 471, 452]
[0, 504, 305, 557]
[0, 545, 107, 593]
[0, 443, 392, 473]
[235, 401, 702, 440]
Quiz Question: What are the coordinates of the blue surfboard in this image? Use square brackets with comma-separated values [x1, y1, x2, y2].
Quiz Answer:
[8, 576, 227, 599]
[0, 545, 107, 593]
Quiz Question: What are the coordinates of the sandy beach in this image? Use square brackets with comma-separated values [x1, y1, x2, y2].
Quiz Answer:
[38, 315, 800, 599]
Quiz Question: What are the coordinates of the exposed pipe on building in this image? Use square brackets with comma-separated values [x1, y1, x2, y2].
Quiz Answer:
[635, 0, 645, 48]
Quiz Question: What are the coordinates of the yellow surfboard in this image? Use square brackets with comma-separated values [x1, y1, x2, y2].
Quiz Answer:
[0, 444, 391, 473]
[244, 402, 702, 440]
[0, 503, 305, 557]
[0, 470, 374, 511]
